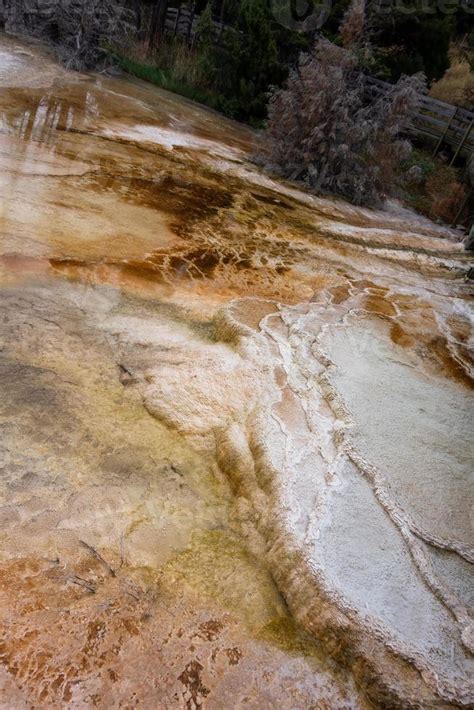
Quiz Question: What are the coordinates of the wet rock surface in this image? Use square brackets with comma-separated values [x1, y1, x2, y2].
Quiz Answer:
[0, 32, 473, 708]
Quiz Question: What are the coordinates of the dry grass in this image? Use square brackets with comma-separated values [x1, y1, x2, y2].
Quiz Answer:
[127, 38, 206, 88]
[401, 150, 469, 225]
[430, 48, 474, 110]
[116, 42, 220, 111]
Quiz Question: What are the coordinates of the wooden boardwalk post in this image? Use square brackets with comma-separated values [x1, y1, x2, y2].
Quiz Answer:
[452, 187, 472, 226]
[450, 119, 473, 166]
[173, 6, 181, 37]
[186, 2, 196, 44]
[432, 107, 457, 157]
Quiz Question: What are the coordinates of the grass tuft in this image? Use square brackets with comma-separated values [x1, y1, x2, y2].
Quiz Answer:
[116, 54, 220, 111]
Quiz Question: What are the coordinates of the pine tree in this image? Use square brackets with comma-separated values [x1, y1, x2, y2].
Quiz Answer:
[196, 0, 283, 121]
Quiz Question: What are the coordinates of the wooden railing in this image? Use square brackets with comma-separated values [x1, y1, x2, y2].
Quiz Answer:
[164, 5, 198, 42]
[164, 5, 237, 45]
[161, 11, 474, 162]
[365, 76, 474, 161]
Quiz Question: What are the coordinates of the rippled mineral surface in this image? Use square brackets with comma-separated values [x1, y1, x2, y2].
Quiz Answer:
[0, 33, 473, 709]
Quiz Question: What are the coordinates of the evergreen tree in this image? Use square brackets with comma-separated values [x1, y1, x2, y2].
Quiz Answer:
[197, 0, 284, 121]
[325, 0, 466, 83]
[369, 1, 455, 82]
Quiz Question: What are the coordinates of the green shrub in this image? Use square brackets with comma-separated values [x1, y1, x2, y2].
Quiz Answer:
[401, 150, 436, 181]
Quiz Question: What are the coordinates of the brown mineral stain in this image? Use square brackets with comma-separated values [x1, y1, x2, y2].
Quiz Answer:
[422, 336, 474, 389]
[456, 343, 474, 371]
[178, 659, 210, 708]
[87, 171, 233, 224]
[363, 295, 397, 318]
[329, 283, 351, 304]
[351, 279, 377, 290]
[224, 646, 243, 665]
[229, 298, 280, 330]
[392, 295, 422, 312]
[0, 254, 53, 286]
[0, 254, 49, 271]
[194, 619, 224, 641]
[274, 367, 287, 388]
[390, 323, 415, 348]
[446, 313, 471, 344]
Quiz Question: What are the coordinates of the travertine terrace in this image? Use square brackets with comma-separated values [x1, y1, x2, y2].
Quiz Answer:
[0, 33, 473, 708]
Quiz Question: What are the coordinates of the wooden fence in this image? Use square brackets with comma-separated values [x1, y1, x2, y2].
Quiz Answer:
[164, 5, 198, 42]
[164, 5, 236, 45]
[365, 76, 474, 162]
[162, 10, 473, 162]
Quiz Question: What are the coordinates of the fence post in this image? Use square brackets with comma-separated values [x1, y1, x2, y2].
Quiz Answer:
[432, 107, 457, 157]
[173, 5, 180, 37]
[186, 1, 196, 44]
[452, 187, 472, 226]
[449, 119, 473, 165]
